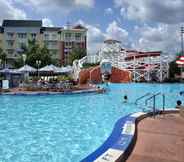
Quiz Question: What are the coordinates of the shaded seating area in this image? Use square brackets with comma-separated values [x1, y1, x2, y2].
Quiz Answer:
[0, 64, 75, 92]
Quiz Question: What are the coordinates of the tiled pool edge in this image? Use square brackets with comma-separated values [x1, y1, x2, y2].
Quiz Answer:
[81, 110, 179, 162]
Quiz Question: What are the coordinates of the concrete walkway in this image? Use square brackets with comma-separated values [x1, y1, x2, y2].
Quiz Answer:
[127, 113, 184, 162]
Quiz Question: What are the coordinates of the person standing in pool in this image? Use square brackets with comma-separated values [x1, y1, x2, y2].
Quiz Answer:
[123, 95, 128, 103]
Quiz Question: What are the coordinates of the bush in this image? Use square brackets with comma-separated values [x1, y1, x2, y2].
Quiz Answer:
[82, 62, 100, 69]
[57, 75, 73, 81]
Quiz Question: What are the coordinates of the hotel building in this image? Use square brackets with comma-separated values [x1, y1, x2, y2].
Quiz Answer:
[0, 20, 87, 65]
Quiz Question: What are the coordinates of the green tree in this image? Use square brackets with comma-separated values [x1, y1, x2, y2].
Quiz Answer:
[0, 48, 7, 68]
[169, 60, 180, 78]
[19, 40, 52, 68]
[69, 48, 86, 65]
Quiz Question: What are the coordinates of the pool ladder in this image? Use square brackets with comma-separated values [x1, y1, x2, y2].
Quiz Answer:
[135, 92, 152, 105]
[135, 92, 166, 118]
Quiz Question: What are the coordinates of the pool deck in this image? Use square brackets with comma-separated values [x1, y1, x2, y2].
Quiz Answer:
[126, 113, 184, 162]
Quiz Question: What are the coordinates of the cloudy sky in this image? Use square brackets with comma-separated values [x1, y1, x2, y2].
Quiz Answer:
[0, 0, 183, 54]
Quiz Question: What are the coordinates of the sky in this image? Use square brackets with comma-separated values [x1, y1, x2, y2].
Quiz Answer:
[0, 0, 183, 55]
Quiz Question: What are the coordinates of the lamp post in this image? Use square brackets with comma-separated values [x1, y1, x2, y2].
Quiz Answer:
[0, 59, 2, 69]
[180, 26, 184, 81]
[22, 54, 26, 66]
[22, 54, 27, 83]
[36, 60, 41, 78]
[181, 26, 184, 56]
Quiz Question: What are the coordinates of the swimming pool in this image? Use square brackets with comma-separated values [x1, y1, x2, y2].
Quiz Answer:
[0, 83, 183, 162]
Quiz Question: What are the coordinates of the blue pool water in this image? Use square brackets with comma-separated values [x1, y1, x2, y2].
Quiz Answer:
[0, 83, 183, 162]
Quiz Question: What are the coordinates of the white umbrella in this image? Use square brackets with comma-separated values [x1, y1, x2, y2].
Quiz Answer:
[18, 65, 36, 73]
[0, 68, 21, 74]
[56, 66, 73, 73]
[39, 64, 58, 72]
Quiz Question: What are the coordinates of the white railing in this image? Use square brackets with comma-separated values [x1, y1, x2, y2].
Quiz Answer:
[87, 55, 101, 64]
[78, 56, 87, 68]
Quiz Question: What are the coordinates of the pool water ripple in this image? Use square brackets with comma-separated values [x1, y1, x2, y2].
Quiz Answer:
[0, 83, 183, 162]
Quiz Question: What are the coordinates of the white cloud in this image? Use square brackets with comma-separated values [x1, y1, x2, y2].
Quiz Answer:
[104, 8, 113, 15]
[132, 24, 181, 53]
[106, 21, 129, 46]
[75, 0, 94, 8]
[42, 18, 54, 27]
[17, 0, 94, 15]
[120, 8, 125, 17]
[0, 0, 27, 24]
[114, 0, 183, 53]
[77, 20, 105, 54]
[77, 20, 129, 54]
[114, 0, 184, 24]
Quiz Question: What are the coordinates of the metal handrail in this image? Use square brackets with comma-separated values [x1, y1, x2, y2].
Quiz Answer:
[145, 92, 161, 105]
[135, 92, 152, 104]
[145, 92, 165, 118]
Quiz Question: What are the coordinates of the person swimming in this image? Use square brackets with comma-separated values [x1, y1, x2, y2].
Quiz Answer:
[176, 100, 182, 109]
[123, 95, 128, 103]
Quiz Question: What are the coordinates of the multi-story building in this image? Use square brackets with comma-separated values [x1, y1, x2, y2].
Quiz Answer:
[0, 27, 3, 49]
[41, 27, 61, 60]
[0, 20, 87, 65]
[1, 20, 42, 61]
[59, 24, 87, 65]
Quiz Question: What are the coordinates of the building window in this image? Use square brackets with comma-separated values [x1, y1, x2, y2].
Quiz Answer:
[18, 33, 27, 39]
[31, 33, 36, 39]
[51, 41, 57, 46]
[44, 41, 49, 46]
[18, 42, 26, 48]
[7, 49, 14, 55]
[44, 34, 49, 40]
[65, 33, 72, 41]
[75, 33, 81, 41]
[7, 33, 14, 39]
[52, 34, 57, 40]
[6, 40, 14, 47]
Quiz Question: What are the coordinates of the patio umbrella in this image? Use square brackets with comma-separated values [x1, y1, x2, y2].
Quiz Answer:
[39, 64, 58, 72]
[56, 66, 73, 73]
[0, 68, 21, 74]
[18, 65, 36, 73]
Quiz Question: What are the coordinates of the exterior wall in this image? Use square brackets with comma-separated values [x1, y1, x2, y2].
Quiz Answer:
[0, 20, 87, 66]
[110, 67, 131, 83]
[59, 29, 87, 65]
[3, 27, 41, 58]
[0, 33, 3, 49]
[79, 68, 93, 84]
[89, 66, 102, 83]
[42, 30, 60, 59]
[79, 66, 132, 84]
[59, 41, 65, 65]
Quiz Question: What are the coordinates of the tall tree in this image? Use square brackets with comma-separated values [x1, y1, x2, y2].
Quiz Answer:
[0, 48, 7, 68]
[169, 53, 181, 79]
[18, 40, 52, 68]
[69, 48, 86, 65]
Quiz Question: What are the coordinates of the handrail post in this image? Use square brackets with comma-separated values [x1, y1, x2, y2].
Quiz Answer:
[153, 95, 156, 118]
[162, 94, 165, 113]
